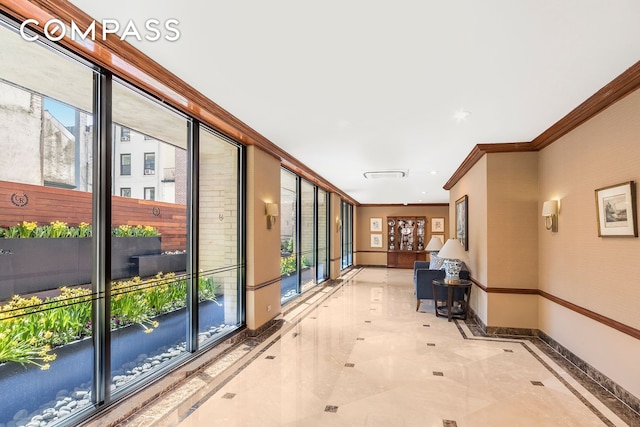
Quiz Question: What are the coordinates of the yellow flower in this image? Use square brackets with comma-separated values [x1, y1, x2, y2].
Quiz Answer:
[144, 328, 153, 334]
[22, 221, 37, 231]
[40, 363, 50, 371]
[44, 331, 53, 340]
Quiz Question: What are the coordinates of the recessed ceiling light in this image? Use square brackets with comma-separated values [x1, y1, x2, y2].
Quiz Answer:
[453, 110, 471, 122]
[421, 191, 426, 194]
[430, 171, 438, 175]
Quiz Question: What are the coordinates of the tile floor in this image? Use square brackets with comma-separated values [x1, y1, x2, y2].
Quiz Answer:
[114, 267, 639, 427]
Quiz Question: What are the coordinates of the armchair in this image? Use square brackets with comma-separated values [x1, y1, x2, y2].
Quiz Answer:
[413, 261, 470, 311]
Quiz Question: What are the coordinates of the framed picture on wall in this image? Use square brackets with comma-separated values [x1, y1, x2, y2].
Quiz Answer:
[595, 181, 638, 237]
[431, 217, 445, 233]
[455, 195, 468, 250]
[370, 234, 383, 248]
[370, 217, 382, 232]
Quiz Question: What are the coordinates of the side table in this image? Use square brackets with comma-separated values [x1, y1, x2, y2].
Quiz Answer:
[431, 279, 472, 322]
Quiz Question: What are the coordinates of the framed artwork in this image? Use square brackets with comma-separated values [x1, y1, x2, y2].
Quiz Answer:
[370, 217, 382, 232]
[370, 234, 383, 248]
[431, 217, 445, 233]
[432, 234, 445, 244]
[455, 195, 468, 250]
[595, 181, 638, 237]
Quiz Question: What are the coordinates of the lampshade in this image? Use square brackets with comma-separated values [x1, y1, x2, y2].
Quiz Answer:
[437, 238, 467, 261]
[265, 203, 279, 217]
[425, 237, 443, 251]
[541, 200, 558, 217]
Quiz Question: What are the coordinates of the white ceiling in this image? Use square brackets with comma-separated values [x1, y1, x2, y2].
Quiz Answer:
[70, 0, 640, 204]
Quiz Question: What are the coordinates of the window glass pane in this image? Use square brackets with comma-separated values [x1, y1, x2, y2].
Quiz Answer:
[317, 189, 328, 282]
[144, 153, 155, 175]
[0, 23, 95, 425]
[110, 80, 188, 396]
[121, 154, 131, 176]
[300, 180, 315, 291]
[198, 128, 242, 340]
[280, 169, 298, 303]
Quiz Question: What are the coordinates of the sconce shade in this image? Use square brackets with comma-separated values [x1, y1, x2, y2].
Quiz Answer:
[265, 203, 279, 229]
[265, 203, 279, 217]
[542, 200, 558, 217]
[437, 239, 468, 261]
[542, 200, 558, 232]
[425, 237, 444, 252]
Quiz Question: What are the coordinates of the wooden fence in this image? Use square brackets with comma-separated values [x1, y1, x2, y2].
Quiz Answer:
[0, 180, 186, 251]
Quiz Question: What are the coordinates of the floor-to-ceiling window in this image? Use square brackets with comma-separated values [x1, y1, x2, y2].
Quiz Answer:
[280, 169, 298, 302]
[300, 179, 316, 291]
[109, 80, 190, 395]
[0, 21, 97, 425]
[0, 17, 244, 426]
[341, 200, 354, 269]
[198, 127, 243, 342]
[280, 169, 329, 302]
[317, 189, 329, 282]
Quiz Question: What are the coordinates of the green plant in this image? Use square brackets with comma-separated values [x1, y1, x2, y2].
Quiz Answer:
[18, 221, 37, 238]
[0, 221, 157, 239]
[0, 271, 220, 368]
[280, 254, 297, 276]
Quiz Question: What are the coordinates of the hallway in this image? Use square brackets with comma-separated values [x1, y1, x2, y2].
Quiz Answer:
[116, 268, 636, 426]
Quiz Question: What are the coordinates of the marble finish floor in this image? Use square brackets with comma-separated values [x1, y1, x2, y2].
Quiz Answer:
[114, 268, 639, 427]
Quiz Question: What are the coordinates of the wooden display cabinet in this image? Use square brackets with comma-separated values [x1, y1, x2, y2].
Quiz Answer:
[386, 216, 427, 268]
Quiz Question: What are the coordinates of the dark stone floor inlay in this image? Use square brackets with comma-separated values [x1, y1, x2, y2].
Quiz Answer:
[265, 355, 276, 360]
[325, 405, 339, 413]
[433, 371, 444, 376]
[292, 332, 299, 338]
[356, 337, 365, 341]
[531, 381, 544, 386]
[427, 343, 436, 347]
[345, 363, 355, 368]
[504, 349, 513, 352]
[423, 324, 430, 327]
[443, 420, 457, 427]
[222, 393, 236, 399]
[364, 320, 372, 323]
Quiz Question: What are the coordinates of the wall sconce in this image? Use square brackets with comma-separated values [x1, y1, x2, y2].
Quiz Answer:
[265, 202, 279, 229]
[336, 217, 342, 231]
[542, 200, 558, 232]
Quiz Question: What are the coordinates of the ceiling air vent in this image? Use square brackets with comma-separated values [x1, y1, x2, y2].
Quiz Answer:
[363, 170, 407, 179]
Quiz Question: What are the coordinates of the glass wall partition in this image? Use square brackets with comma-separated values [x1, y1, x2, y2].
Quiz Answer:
[317, 189, 329, 282]
[280, 169, 298, 302]
[110, 80, 190, 394]
[0, 22, 96, 425]
[280, 169, 330, 303]
[300, 179, 316, 292]
[198, 127, 243, 342]
[341, 200, 354, 269]
[0, 15, 245, 427]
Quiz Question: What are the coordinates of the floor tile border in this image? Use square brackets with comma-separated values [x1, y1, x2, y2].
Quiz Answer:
[465, 308, 640, 425]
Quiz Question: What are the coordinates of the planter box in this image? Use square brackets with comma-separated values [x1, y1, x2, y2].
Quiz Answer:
[0, 237, 161, 300]
[130, 252, 187, 278]
[0, 300, 224, 423]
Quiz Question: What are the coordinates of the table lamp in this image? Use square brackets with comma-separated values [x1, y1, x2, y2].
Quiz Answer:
[436, 238, 468, 283]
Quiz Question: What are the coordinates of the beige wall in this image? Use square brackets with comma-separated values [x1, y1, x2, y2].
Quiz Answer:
[449, 155, 489, 323]
[486, 152, 539, 329]
[538, 88, 640, 396]
[246, 146, 282, 330]
[449, 88, 640, 397]
[355, 205, 450, 267]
